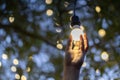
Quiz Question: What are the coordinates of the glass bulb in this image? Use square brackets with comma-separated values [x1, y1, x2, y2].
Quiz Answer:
[71, 28, 84, 41]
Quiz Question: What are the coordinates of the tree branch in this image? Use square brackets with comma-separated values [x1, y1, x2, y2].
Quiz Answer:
[0, 23, 62, 50]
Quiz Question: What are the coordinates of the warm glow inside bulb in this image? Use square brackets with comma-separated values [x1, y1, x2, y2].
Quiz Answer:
[71, 28, 84, 41]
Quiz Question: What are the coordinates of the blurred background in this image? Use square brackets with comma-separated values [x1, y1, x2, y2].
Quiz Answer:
[0, 0, 120, 80]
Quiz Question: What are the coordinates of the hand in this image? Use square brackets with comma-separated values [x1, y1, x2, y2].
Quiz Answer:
[65, 33, 89, 68]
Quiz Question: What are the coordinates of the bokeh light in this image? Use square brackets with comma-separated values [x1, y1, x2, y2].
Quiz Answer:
[95, 6, 101, 13]
[68, 10, 73, 14]
[15, 74, 20, 79]
[96, 69, 100, 75]
[2, 53, 8, 60]
[101, 51, 109, 61]
[55, 23, 60, 26]
[45, 0, 52, 4]
[9, 16, 15, 23]
[13, 59, 19, 65]
[57, 41, 59, 44]
[46, 9, 53, 16]
[98, 29, 106, 37]
[11, 66, 17, 72]
[64, 2, 69, 7]
[56, 43, 63, 49]
[29, 56, 33, 60]
[56, 27, 62, 33]
[21, 75, 27, 80]
[26, 67, 31, 72]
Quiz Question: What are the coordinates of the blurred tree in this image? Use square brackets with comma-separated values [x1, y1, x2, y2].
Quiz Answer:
[0, 0, 120, 80]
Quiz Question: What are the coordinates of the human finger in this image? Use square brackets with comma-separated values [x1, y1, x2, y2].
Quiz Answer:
[79, 35, 84, 51]
[83, 33, 89, 52]
[66, 35, 73, 50]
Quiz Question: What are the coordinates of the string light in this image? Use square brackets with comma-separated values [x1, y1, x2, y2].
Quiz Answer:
[101, 51, 109, 61]
[13, 59, 19, 65]
[2, 53, 8, 60]
[11, 66, 17, 72]
[98, 29, 106, 37]
[56, 43, 63, 49]
[57, 41, 59, 44]
[68, 10, 73, 14]
[26, 67, 31, 72]
[96, 69, 100, 74]
[29, 56, 33, 60]
[95, 6, 101, 13]
[46, 9, 53, 16]
[56, 27, 62, 33]
[15, 74, 20, 79]
[64, 2, 69, 7]
[9, 16, 15, 23]
[21, 75, 27, 80]
[45, 0, 52, 4]
[55, 23, 60, 26]
[96, 69, 101, 76]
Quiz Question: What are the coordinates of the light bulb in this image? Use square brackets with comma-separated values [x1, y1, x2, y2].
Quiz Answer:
[71, 28, 84, 41]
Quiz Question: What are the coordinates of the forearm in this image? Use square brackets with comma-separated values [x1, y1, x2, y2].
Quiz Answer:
[63, 52, 83, 80]
[63, 64, 81, 80]
[63, 32, 88, 80]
